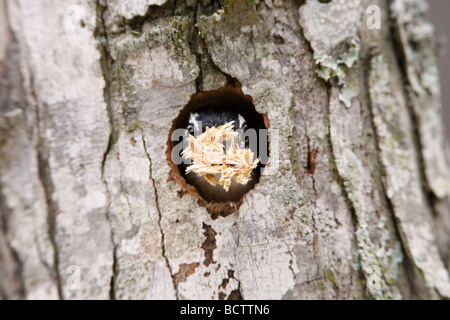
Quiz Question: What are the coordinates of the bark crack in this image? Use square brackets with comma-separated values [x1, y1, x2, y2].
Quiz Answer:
[190, 0, 232, 90]
[296, 108, 328, 296]
[286, 248, 298, 284]
[297, 108, 318, 193]
[191, 0, 204, 92]
[95, 0, 117, 300]
[31, 76, 63, 299]
[140, 129, 179, 299]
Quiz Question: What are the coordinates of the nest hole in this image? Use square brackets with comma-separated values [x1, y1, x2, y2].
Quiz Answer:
[166, 79, 269, 218]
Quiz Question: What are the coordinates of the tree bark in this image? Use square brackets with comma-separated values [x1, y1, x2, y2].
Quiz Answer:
[1, 0, 450, 300]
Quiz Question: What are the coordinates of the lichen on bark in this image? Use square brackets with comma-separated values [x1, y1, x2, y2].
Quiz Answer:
[1, 0, 450, 300]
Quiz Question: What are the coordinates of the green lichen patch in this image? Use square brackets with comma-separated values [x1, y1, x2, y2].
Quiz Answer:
[300, 0, 362, 108]
[313, 37, 360, 108]
[354, 218, 402, 300]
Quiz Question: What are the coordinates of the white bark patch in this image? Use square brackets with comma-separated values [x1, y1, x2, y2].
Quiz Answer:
[106, 0, 167, 21]
[369, 55, 450, 298]
[0, 109, 58, 299]
[390, 0, 450, 199]
[236, 193, 297, 299]
[8, 0, 114, 299]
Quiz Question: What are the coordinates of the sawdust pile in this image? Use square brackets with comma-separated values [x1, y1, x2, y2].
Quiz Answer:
[182, 122, 259, 192]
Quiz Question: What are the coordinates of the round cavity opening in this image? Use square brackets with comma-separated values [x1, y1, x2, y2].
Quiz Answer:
[166, 80, 269, 217]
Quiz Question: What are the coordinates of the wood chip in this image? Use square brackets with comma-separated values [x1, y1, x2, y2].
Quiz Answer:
[182, 122, 259, 191]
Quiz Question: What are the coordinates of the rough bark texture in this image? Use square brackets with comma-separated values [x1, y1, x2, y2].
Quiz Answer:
[1, 0, 450, 300]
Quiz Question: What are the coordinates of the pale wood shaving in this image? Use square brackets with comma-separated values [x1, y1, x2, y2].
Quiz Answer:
[182, 122, 260, 191]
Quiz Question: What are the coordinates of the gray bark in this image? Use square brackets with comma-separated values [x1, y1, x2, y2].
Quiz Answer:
[1, 0, 450, 300]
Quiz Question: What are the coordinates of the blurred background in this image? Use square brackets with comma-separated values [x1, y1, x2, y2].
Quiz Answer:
[429, 0, 450, 140]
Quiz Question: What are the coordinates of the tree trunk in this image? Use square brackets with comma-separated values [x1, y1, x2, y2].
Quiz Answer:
[1, 0, 450, 300]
